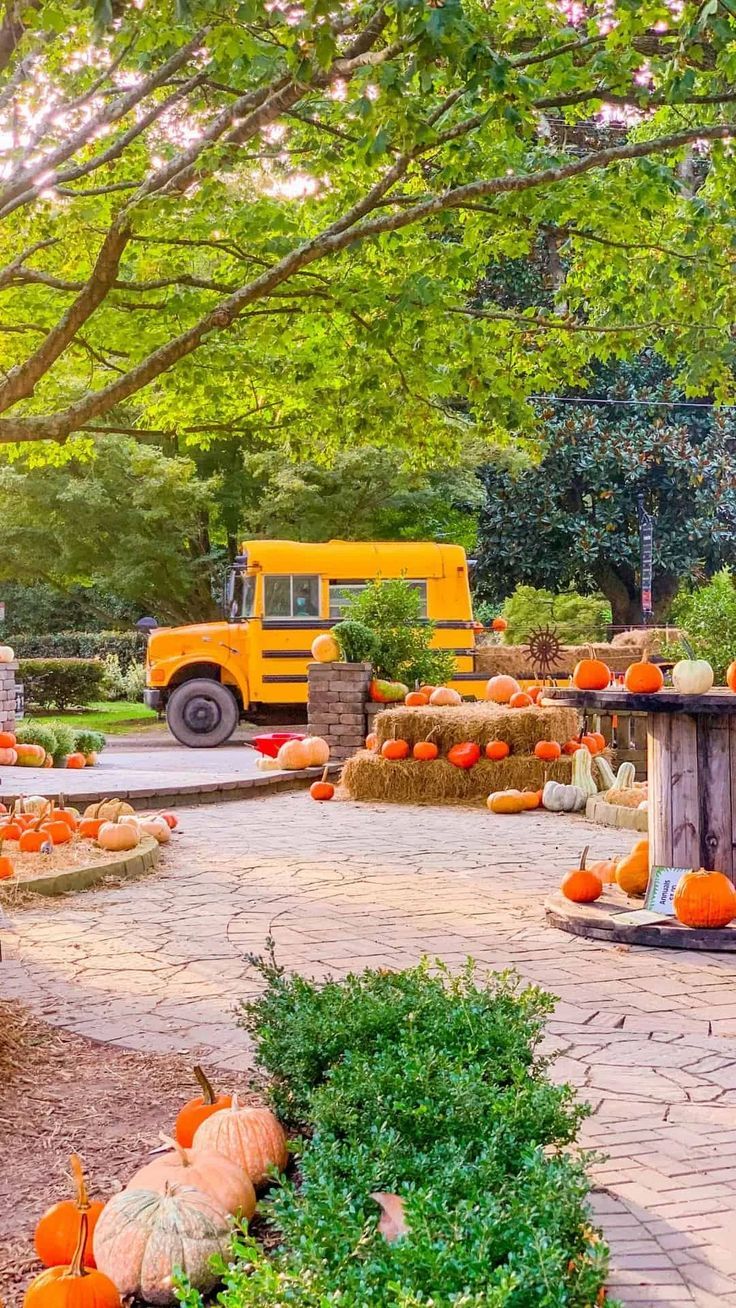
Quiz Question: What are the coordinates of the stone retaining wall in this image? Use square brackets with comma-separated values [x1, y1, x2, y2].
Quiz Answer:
[307, 661, 372, 760]
[0, 661, 17, 733]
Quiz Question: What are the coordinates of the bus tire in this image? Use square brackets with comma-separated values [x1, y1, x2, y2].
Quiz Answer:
[166, 679, 239, 748]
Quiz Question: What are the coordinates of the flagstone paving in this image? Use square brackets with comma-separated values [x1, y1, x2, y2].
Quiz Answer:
[2, 791, 736, 1306]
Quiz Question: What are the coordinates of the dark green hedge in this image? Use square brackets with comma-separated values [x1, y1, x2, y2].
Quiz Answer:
[18, 658, 105, 711]
[9, 630, 145, 669]
[208, 957, 613, 1308]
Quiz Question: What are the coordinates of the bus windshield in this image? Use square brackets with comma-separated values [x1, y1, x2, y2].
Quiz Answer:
[225, 571, 256, 621]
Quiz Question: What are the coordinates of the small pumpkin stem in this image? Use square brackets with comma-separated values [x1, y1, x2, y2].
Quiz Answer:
[320, 765, 329, 783]
[70, 1154, 90, 1211]
[63, 1211, 89, 1280]
[58, 792, 66, 809]
[580, 845, 589, 871]
[159, 1131, 189, 1164]
[193, 1064, 216, 1106]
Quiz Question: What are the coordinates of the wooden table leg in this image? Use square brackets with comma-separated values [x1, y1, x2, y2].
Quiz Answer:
[697, 713, 734, 882]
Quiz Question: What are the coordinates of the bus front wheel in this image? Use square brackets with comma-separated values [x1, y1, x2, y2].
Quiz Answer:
[166, 679, 239, 748]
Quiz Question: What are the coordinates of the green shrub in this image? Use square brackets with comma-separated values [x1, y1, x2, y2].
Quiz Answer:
[208, 955, 613, 1308]
[18, 658, 104, 711]
[332, 619, 380, 665]
[344, 578, 455, 687]
[44, 721, 77, 765]
[9, 630, 144, 669]
[668, 570, 736, 680]
[73, 728, 106, 757]
[501, 585, 611, 645]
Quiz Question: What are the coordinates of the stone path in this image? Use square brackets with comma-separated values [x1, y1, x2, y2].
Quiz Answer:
[2, 792, 736, 1306]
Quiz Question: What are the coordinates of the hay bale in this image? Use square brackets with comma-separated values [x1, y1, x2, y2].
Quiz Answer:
[372, 703, 580, 752]
[341, 752, 574, 804]
[473, 642, 638, 677]
[611, 627, 682, 652]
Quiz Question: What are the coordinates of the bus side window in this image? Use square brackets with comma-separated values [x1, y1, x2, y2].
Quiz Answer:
[264, 576, 291, 616]
[293, 575, 319, 617]
[408, 580, 428, 616]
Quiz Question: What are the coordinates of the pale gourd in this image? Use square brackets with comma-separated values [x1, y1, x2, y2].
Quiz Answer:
[302, 736, 330, 767]
[15, 795, 51, 816]
[276, 739, 312, 770]
[0, 748, 17, 766]
[542, 780, 586, 812]
[0, 645, 15, 662]
[93, 1185, 231, 1305]
[609, 761, 636, 792]
[311, 633, 340, 662]
[127, 1137, 255, 1219]
[671, 658, 714, 695]
[192, 1100, 288, 1187]
[139, 816, 172, 844]
[85, 799, 135, 821]
[96, 822, 139, 852]
[571, 746, 597, 797]
[428, 687, 462, 706]
[257, 756, 281, 772]
[593, 755, 616, 791]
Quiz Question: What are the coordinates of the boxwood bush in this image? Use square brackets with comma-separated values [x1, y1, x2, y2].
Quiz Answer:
[184, 957, 613, 1308]
[18, 658, 105, 711]
[9, 630, 144, 669]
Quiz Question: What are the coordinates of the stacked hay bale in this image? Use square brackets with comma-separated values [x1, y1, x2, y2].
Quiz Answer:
[342, 702, 583, 804]
[474, 643, 635, 679]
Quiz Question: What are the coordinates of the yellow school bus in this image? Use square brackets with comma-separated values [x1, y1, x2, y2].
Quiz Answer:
[144, 539, 487, 745]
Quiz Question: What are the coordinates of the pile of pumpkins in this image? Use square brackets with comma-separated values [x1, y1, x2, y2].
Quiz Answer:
[0, 729, 94, 771]
[560, 844, 736, 930]
[0, 796, 176, 878]
[25, 1068, 289, 1307]
[256, 735, 335, 802]
[572, 645, 736, 698]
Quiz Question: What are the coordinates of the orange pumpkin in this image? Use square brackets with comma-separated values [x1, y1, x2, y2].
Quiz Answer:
[174, 1066, 232, 1148]
[0, 838, 13, 879]
[520, 789, 542, 810]
[365, 733, 378, 751]
[509, 691, 534, 708]
[673, 868, 736, 929]
[562, 738, 584, 755]
[404, 691, 429, 707]
[413, 741, 439, 761]
[527, 685, 544, 703]
[19, 828, 51, 854]
[580, 733, 603, 755]
[534, 740, 561, 762]
[192, 1099, 288, 1187]
[615, 838, 650, 896]
[158, 812, 178, 830]
[34, 1156, 105, 1270]
[65, 753, 87, 770]
[486, 789, 527, 814]
[0, 746, 17, 765]
[484, 675, 521, 704]
[311, 633, 340, 662]
[447, 741, 481, 769]
[588, 731, 606, 752]
[588, 856, 617, 885]
[0, 821, 22, 841]
[727, 661, 736, 694]
[0, 730, 17, 749]
[310, 767, 335, 801]
[572, 650, 611, 691]
[624, 650, 664, 695]
[485, 740, 510, 761]
[79, 818, 104, 840]
[491, 616, 508, 632]
[560, 847, 603, 903]
[381, 739, 410, 760]
[26, 1214, 120, 1308]
[40, 820, 73, 846]
[418, 685, 436, 698]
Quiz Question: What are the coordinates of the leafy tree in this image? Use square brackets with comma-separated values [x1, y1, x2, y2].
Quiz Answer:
[475, 357, 736, 627]
[500, 585, 611, 645]
[345, 577, 455, 686]
[668, 570, 736, 680]
[2, 2, 736, 457]
[0, 437, 219, 624]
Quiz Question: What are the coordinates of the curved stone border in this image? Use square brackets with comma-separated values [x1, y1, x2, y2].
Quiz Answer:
[546, 890, 736, 952]
[0, 835, 160, 899]
[585, 796, 648, 832]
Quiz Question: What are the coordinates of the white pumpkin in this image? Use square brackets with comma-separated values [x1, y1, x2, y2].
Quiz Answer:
[542, 780, 586, 812]
[14, 795, 50, 816]
[97, 821, 139, 852]
[671, 658, 714, 695]
[256, 756, 281, 772]
[302, 735, 330, 767]
[0, 645, 15, 662]
[139, 816, 171, 844]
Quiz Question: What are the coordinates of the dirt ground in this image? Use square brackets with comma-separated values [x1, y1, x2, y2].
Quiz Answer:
[0, 1000, 261, 1307]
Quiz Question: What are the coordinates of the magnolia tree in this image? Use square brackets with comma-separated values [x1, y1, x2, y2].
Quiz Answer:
[2, 0, 736, 457]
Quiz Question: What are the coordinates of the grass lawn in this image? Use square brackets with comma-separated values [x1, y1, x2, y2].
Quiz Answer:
[34, 700, 160, 735]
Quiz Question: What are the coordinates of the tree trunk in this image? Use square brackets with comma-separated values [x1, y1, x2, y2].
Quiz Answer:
[592, 562, 641, 630]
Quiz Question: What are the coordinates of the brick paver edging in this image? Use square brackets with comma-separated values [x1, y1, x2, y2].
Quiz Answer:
[21, 763, 342, 811]
[0, 835, 160, 900]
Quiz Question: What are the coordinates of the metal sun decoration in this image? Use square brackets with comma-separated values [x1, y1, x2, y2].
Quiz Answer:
[523, 625, 563, 683]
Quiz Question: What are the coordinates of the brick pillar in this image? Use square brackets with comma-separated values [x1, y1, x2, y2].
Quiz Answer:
[0, 661, 17, 733]
[308, 661, 372, 761]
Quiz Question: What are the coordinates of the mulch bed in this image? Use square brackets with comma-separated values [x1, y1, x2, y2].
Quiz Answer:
[0, 1001, 261, 1306]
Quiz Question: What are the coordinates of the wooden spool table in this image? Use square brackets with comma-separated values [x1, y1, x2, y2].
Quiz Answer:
[547, 687, 736, 884]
